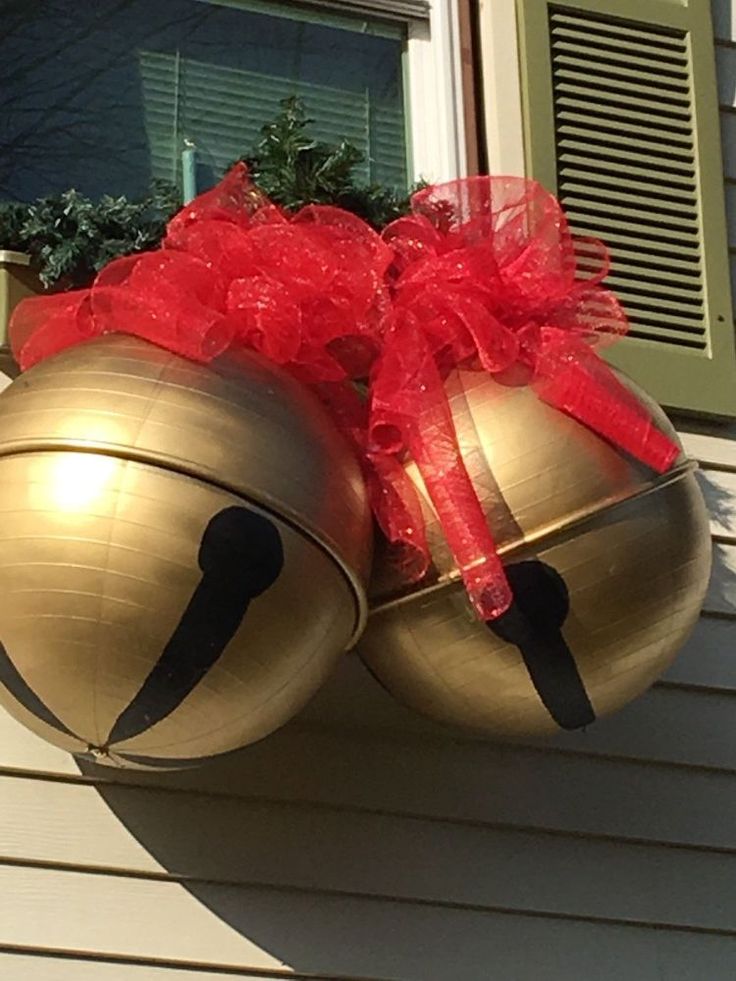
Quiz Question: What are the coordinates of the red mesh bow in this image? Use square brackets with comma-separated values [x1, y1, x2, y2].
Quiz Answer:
[368, 177, 679, 619]
[9, 170, 680, 622]
[11, 163, 392, 384]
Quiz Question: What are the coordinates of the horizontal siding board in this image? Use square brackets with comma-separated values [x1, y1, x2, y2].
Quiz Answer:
[720, 111, 736, 178]
[680, 429, 736, 467]
[0, 864, 720, 981]
[295, 658, 736, 770]
[705, 541, 736, 615]
[654, 934, 736, 981]
[717, 45, 736, 104]
[4, 775, 736, 930]
[713, 1, 736, 42]
[545, 683, 736, 769]
[5, 709, 736, 851]
[0, 866, 275, 973]
[695, 468, 736, 535]
[0, 954, 290, 981]
[663, 615, 736, 690]
[726, 184, 736, 245]
[0, 940, 734, 981]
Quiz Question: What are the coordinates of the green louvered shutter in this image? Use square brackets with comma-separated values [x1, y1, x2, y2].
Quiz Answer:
[517, 0, 736, 416]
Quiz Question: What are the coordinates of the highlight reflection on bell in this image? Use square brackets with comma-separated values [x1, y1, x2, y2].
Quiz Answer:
[0, 335, 371, 768]
[46, 453, 118, 512]
[358, 369, 711, 739]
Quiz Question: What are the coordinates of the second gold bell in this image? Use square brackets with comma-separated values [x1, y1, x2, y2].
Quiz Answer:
[358, 370, 711, 739]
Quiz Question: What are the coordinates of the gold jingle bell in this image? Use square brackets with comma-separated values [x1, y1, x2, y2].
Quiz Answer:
[0, 335, 371, 768]
[358, 370, 711, 739]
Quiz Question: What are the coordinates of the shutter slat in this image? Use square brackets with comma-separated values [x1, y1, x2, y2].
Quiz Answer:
[626, 327, 705, 348]
[551, 13, 687, 54]
[552, 37, 689, 76]
[555, 72, 690, 109]
[557, 140, 696, 177]
[555, 85, 692, 121]
[559, 169, 698, 203]
[552, 58, 690, 93]
[604, 275, 703, 303]
[611, 291, 705, 321]
[556, 101, 693, 136]
[563, 204, 700, 238]
[557, 152, 697, 187]
[607, 260, 700, 283]
[570, 224, 701, 261]
[550, 31, 687, 64]
[557, 122, 695, 155]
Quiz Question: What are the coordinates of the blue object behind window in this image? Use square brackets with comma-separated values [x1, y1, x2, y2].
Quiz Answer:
[0, 0, 407, 201]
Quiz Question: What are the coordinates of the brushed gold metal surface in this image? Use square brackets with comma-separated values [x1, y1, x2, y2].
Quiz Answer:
[359, 370, 711, 738]
[0, 336, 372, 767]
[371, 368, 685, 601]
[0, 335, 372, 598]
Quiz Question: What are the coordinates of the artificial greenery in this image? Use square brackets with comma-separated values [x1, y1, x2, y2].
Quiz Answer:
[242, 97, 421, 228]
[0, 183, 181, 288]
[0, 97, 417, 289]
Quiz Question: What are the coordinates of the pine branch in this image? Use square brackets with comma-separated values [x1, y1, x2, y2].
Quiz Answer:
[240, 96, 419, 228]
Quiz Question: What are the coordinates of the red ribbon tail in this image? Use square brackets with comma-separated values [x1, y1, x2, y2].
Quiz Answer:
[367, 452, 430, 585]
[407, 428, 512, 619]
[371, 323, 512, 620]
[536, 357, 679, 474]
[312, 380, 430, 584]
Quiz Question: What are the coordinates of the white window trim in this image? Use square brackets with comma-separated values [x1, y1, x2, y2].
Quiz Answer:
[405, 0, 467, 183]
[477, 0, 526, 176]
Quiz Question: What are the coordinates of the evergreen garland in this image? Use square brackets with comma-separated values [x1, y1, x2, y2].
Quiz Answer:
[0, 98, 418, 288]
[242, 97, 422, 228]
[0, 183, 182, 288]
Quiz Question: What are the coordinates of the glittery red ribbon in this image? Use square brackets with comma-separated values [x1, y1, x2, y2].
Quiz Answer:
[11, 164, 392, 384]
[9, 168, 679, 621]
[367, 177, 679, 619]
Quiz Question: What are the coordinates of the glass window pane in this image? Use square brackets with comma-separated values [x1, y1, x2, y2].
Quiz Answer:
[0, 0, 407, 201]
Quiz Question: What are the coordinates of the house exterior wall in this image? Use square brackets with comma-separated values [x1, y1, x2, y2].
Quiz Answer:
[0, 3, 736, 978]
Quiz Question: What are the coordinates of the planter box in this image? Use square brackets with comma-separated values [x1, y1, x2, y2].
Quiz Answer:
[0, 251, 42, 379]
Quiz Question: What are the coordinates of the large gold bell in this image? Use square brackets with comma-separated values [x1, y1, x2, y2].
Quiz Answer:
[358, 370, 711, 739]
[0, 336, 371, 767]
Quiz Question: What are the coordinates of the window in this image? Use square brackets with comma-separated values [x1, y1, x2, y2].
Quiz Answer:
[0, 0, 465, 202]
[509, 0, 736, 417]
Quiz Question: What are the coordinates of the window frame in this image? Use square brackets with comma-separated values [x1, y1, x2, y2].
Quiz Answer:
[214, 0, 471, 184]
[241, 0, 470, 185]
